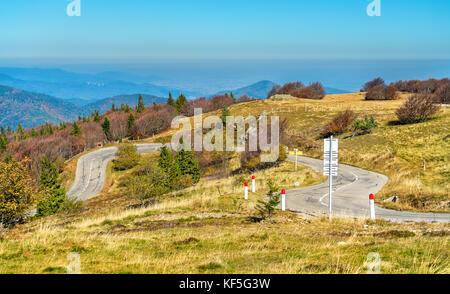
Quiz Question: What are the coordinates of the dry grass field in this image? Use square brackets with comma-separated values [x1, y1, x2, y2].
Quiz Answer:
[1, 93, 448, 274]
[182, 92, 449, 213]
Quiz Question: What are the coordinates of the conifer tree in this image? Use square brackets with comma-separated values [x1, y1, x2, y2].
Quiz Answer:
[128, 113, 135, 131]
[111, 103, 117, 112]
[167, 92, 175, 107]
[36, 156, 66, 217]
[31, 128, 38, 138]
[137, 94, 145, 113]
[6, 126, 11, 134]
[93, 110, 101, 123]
[175, 94, 187, 113]
[174, 148, 201, 184]
[70, 122, 82, 136]
[16, 124, 28, 141]
[102, 117, 111, 140]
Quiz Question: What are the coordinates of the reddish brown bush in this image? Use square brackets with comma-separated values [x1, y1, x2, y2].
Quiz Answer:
[320, 110, 356, 138]
[132, 105, 178, 139]
[268, 81, 326, 100]
[365, 85, 397, 100]
[236, 95, 255, 103]
[396, 94, 440, 124]
[363, 77, 385, 91]
[435, 82, 450, 104]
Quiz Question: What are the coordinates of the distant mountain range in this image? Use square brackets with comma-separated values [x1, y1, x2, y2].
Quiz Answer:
[0, 85, 80, 129]
[0, 67, 197, 102]
[212, 80, 277, 98]
[0, 66, 350, 129]
[0, 85, 167, 129]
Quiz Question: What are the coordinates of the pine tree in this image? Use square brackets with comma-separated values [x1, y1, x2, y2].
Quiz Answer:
[47, 123, 53, 135]
[255, 179, 281, 220]
[111, 103, 117, 112]
[6, 126, 11, 134]
[167, 92, 175, 107]
[0, 136, 7, 154]
[221, 106, 231, 126]
[230, 91, 236, 103]
[128, 113, 135, 131]
[31, 128, 38, 138]
[175, 94, 187, 113]
[1, 127, 6, 138]
[70, 122, 82, 136]
[102, 117, 111, 140]
[93, 110, 101, 123]
[174, 148, 201, 184]
[158, 146, 174, 174]
[137, 94, 145, 113]
[16, 124, 28, 141]
[36, 156, 66, 218]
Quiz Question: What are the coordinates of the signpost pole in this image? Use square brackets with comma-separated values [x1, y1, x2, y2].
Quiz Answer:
[329, 135, 333, 220]
[294, 148, 298, 171]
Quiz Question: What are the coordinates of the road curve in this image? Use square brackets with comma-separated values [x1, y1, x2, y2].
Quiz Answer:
[66, 144, 449, 222]
[66, 144, 164, 201]
[285, 155, 450, 223]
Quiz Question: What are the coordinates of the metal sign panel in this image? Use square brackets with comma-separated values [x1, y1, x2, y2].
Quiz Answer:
[323, 138, 339, 177]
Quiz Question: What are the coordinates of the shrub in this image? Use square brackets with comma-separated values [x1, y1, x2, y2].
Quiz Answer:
[269, 81, 326, 100]
[0, 159, 38, 227]
[396, 94, 440, 124]
[365, 85, 397, 100]
[113, 145, 141, 171]
[320, 110, 356, 138]
[352, 116, 379, 136]
[127, 175, 168, 206]
[363, 77, 385, 91]
[435, 82, 450, 104]
[58, 196, 84, 214]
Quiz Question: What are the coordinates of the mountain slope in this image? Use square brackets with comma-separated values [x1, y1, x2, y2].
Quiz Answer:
[0, 67, 197, 101]
[0, 85, 80, 129]
[84, 94, 167, 113]
[213, 80, 277, 98]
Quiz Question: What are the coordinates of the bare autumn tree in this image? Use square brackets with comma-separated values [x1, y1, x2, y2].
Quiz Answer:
[363, 77, 385, 91]
[396, 93, 440, 124]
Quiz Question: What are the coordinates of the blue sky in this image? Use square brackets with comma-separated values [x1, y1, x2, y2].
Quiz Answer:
[0, 0, 449, 60]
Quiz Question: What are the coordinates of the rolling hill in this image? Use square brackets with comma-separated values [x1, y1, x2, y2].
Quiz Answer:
[0, 85, 80, 129]
[83, 94, 167, 114]
[0, 68, 197, 102]
[0, 84, 168, 129]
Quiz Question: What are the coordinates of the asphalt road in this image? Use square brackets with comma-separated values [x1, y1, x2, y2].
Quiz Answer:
[66, 144, 163, 201]
[286, 155, 450, 223]
[66, 144, 449, 222]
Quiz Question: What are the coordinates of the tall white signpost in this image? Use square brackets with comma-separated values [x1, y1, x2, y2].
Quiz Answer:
[324, 135, 338, 219]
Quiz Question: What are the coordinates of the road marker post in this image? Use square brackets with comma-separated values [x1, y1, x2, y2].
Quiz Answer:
[369, 194, 376, 220]
[281, 189, 286, 211]
[244, 182, 248, 200]
[252, 176, 256, 192]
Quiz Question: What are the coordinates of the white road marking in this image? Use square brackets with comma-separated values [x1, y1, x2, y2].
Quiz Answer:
[320, 172, 359, 207]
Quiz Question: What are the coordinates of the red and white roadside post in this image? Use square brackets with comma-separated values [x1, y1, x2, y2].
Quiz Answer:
[369, 194, 376, 220]
[244, 182, 249, 200]
[252, 176, 256, 192]
[281, 189, 286, 211]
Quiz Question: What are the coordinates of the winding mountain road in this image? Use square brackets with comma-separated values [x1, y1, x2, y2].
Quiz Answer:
[66, 144, 449, 222]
